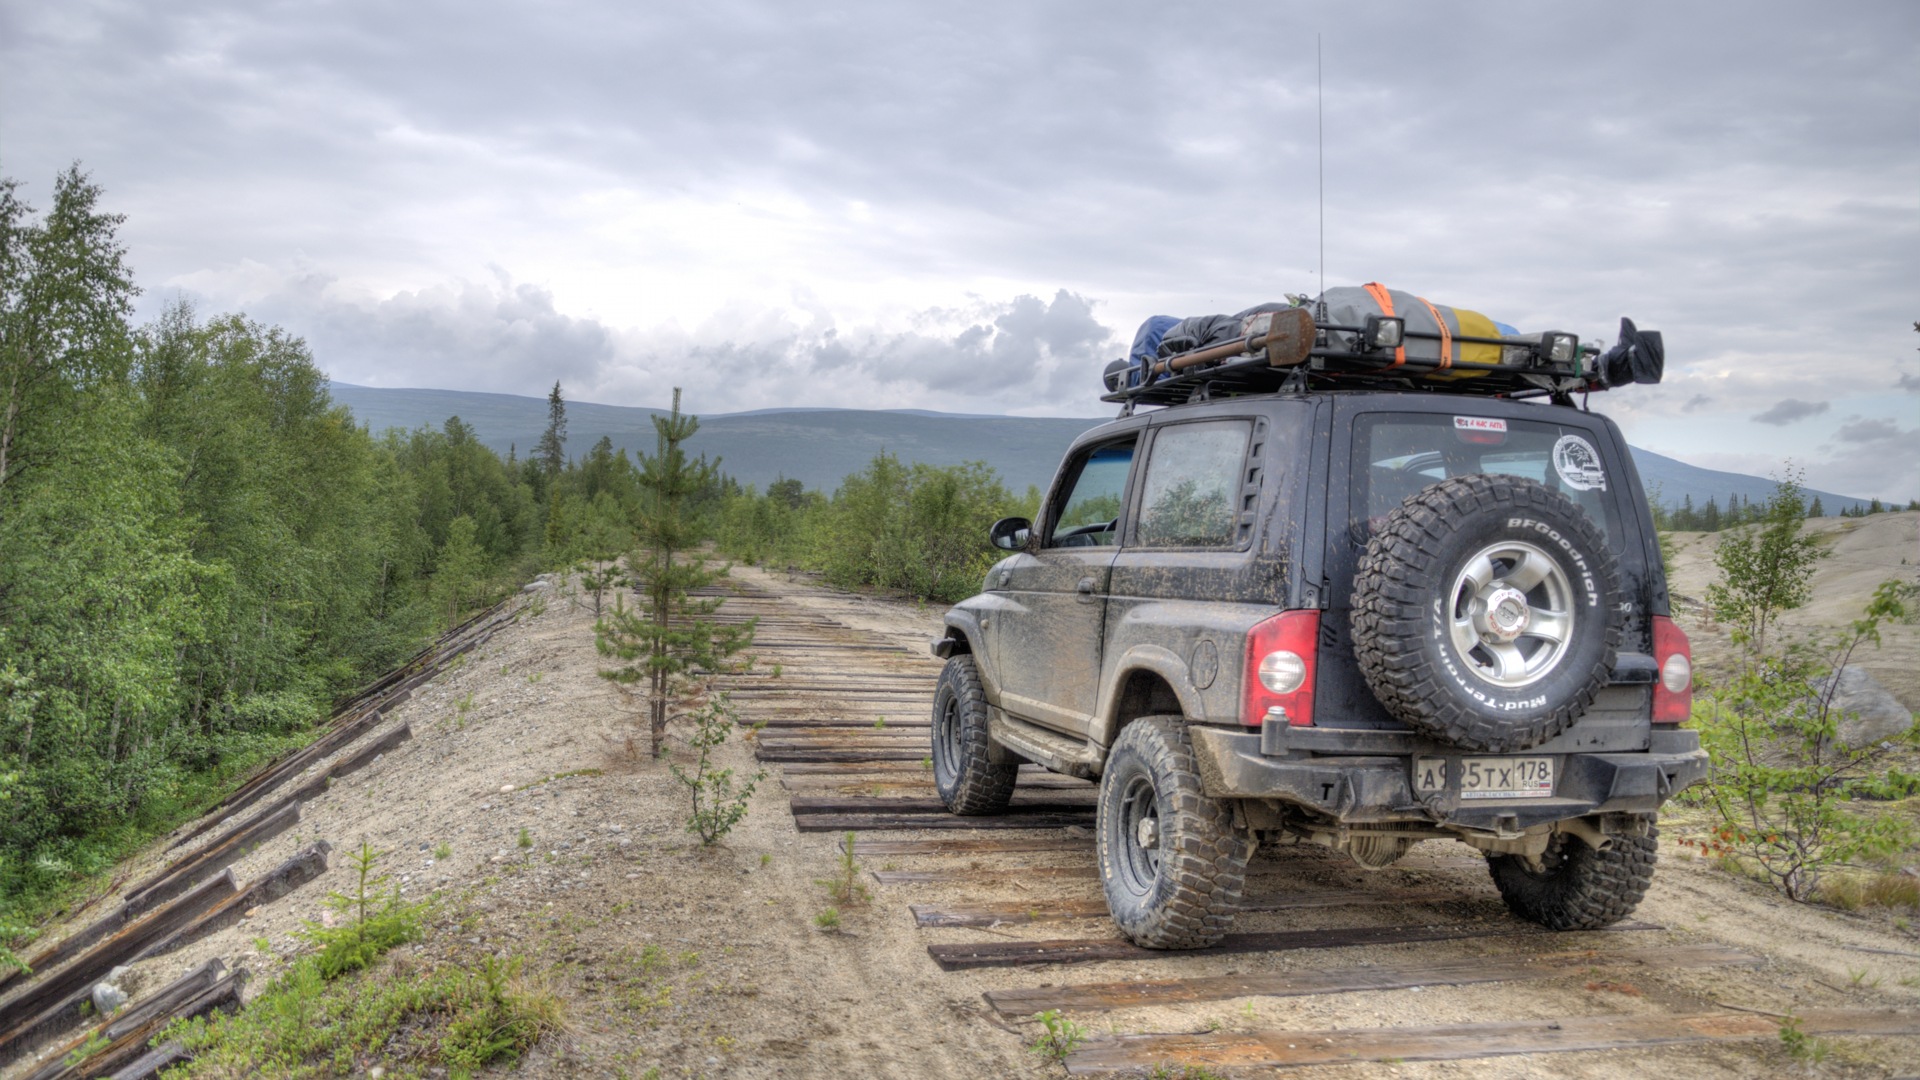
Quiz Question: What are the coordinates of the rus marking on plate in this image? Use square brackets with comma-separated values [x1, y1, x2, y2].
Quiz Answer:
[1414, 756, 1554, 799]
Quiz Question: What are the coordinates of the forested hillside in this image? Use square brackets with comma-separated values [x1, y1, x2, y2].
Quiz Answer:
[0, 170, 583, 932]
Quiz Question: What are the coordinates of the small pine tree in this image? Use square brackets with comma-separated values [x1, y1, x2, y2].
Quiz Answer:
[1702, 496, 1721, 532]
[596, 389, 753, 757]
[535, 381, 567, 482]
[1868, 498, 1884, 515]
[1808, 495, 1825, 519]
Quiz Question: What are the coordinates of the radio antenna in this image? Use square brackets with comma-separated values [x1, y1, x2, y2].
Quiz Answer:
[1317, 34, 1325, 306]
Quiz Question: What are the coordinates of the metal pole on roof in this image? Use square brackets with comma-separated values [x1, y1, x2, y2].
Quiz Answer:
[1317, 34, 1324, 308]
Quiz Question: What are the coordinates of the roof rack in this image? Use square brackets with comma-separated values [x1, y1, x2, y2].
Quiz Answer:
[1102, 310, 1600, 412]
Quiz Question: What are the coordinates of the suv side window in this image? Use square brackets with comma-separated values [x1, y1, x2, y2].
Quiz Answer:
[1046, 441, 1135, 548]
[1134, 420, 1252, 548]
[1355, 413, 1621, 544]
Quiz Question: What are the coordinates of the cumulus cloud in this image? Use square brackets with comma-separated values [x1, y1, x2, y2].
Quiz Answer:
[223, 267, 1116, 414]
[232, 271, 618, 393]
[1898, 371, 1920, 392]
[1752, 399, 1830, 426]
[1834, 417, 1904, 444]
[4, 0, 1917, 492]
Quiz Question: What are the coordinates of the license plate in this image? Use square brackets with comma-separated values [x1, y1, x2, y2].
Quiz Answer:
[1413, 756, 1554, 799]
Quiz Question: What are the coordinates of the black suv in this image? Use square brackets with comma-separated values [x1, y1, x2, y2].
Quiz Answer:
[930, 374, 1706, 949]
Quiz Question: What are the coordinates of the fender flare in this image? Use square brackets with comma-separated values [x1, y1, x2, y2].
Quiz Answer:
[1091, 644, 1206, 748]
[938, 613, 1000, 700]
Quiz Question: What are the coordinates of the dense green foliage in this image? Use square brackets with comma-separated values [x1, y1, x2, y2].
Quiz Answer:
[714, 452, 1037, 603]
[0, 168, 570, 934]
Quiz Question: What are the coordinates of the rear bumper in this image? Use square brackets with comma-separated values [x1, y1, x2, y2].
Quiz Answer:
[1186, 725, 1709, 833]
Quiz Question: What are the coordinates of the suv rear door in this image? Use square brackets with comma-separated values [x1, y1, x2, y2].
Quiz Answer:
[1318, 397, 1651, 730]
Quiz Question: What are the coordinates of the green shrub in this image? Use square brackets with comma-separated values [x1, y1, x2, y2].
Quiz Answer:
[302, 841, 422, 979]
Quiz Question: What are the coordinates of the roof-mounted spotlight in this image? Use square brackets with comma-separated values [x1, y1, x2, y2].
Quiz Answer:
[1535, 331, 1579, 367]
[1362, 314, 1404, 352]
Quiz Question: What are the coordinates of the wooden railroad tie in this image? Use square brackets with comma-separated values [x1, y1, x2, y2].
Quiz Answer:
[791, 794, 1096, 815]
[793, 811, 1094, 833]
[1061, 1006, 1920, 1073]
[910, 888, 1464, 929]
[854, 836, 1091, 856]
[926, 920, 1661, 972]
[985, 943, 1759, 1018]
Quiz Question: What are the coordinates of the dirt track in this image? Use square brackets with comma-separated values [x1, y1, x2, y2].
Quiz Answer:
[13, 555, 1920, 1078]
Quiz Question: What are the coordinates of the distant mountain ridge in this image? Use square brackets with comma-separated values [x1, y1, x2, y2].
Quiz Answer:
[325, 383, 1871, 513]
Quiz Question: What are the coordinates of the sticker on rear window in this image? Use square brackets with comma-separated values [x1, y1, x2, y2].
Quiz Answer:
[1454, 416, 1507, 434]
[1553, 434, 1607, 491]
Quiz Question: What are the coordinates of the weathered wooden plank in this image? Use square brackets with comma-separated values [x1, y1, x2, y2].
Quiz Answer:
[790, 794, 1096, 815]
[794, 812, 1093, 833]
[854, 836, 1091, 856]
[122, 800, 302, 915]
[913, 889, 1458, 928]
[778, 761, 943, 776]
[146, 842, 332, 959]
[0, 873, 239, 1063]
[105, 1039, 190, 1080]
[23, 959, 230, 1080]
[170, 706, 384, 848]
[988, 944, 1760, 1018]
[790, 774, 1089, 795]
[755, 747, 929, 763]
[756, 736, 928, 751]
[927, 921, 1659, 972]
[1062, 1007, 1920, 1073]
[875, 866, 1097, 885]
[752, 716, 933, 729]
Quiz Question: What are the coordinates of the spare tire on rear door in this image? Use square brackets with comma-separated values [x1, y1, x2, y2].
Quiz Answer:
[1351, 473, 1619, 753]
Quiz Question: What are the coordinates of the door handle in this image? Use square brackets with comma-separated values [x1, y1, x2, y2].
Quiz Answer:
[1076, 577, 1096, 595]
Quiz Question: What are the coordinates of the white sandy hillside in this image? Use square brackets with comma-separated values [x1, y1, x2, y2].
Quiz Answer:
[1662, 510, 1920, 711]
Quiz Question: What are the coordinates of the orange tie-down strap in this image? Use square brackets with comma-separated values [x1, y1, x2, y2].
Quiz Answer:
[1362, 282, 1406, 368]
[1415, 295, 1453, 369]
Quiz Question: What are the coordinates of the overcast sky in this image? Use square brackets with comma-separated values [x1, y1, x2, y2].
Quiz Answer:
[4, 0, 1916, 500]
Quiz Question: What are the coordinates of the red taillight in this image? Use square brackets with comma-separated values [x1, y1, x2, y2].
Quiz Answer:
[1243, 610, 1320, 728]
[1651, 615, 1692, 724]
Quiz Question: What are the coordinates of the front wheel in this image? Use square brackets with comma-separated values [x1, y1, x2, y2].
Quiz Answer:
[931, 655, 1016, 815]
[1096, 717, 1252, 949]
[1486, 819, 1657, 930]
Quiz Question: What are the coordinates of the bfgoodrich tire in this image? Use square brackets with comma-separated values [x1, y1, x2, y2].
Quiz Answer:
[1351, 473, 1620, 753]
[1096, 717, 1252, 949]
[1487, 820, 1658, 930]
[930, 655, 1016, 815]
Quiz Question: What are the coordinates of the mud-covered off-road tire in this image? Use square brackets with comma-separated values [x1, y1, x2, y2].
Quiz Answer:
[1096, 717, 1253, 949]
[1487, 819, 1658, 930]
[1351, 473, 1620, 753]
[931, 655, 1016, 815]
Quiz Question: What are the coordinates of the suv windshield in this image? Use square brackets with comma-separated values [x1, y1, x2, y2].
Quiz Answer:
[1355, 413, 1620, 543]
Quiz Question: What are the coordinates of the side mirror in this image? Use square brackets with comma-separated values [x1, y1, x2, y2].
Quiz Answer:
[988, 516, 1032, 551]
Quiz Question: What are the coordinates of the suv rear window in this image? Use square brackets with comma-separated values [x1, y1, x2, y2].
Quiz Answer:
[1135, 420, 1251, 548]
[1355, 413, 1620, 543]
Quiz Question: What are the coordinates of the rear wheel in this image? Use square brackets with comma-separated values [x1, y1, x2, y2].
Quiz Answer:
[1486, 819, 1658, 930]
[931, 655, 1016, 815]
[1096, 717, 1252, 949]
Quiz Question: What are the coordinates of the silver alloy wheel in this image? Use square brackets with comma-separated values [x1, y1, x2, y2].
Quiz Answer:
[1446, 539, 1576, 689]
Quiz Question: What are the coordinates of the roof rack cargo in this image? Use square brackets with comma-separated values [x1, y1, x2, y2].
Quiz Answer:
[1102, 304, 1663, 413]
